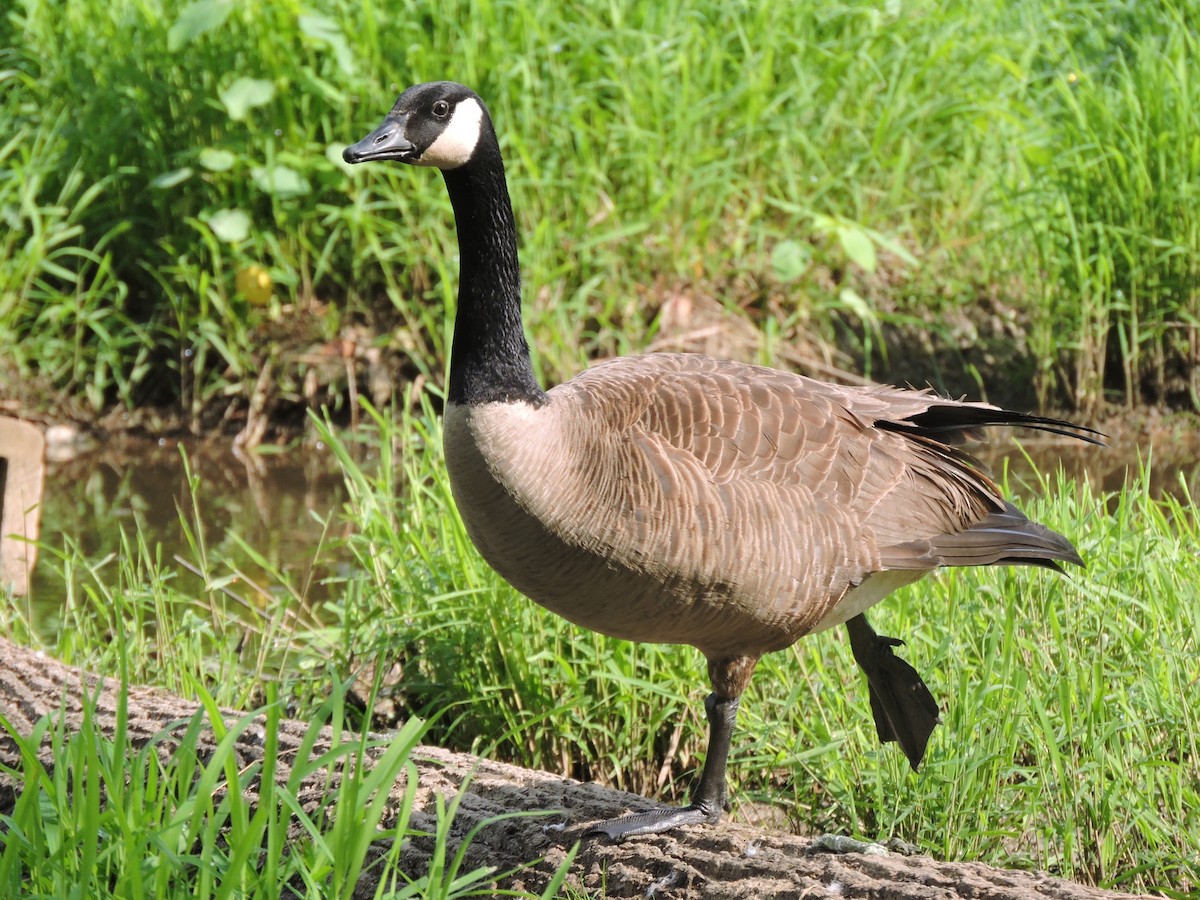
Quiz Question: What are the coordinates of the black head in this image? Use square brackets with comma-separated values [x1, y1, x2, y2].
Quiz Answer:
[343, 81, 490, 170]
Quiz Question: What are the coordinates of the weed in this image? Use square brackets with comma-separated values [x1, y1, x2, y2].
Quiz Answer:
[2, 0, 1198, 417]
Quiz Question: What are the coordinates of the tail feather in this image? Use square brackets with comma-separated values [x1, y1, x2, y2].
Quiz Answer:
[930, 501, 1083, 568]
[883, 501, 1084, 572]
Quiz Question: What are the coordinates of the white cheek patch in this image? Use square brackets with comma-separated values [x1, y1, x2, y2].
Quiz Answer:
[416, 97, 484, 169]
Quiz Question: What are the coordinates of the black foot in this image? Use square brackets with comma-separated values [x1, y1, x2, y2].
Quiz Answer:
[846, 614, 940, 770]
[586, 690, 743, 840]
[586, 801, 721, 840]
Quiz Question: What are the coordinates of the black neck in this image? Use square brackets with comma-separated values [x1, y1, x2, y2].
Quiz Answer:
[441, 139, 545, 406]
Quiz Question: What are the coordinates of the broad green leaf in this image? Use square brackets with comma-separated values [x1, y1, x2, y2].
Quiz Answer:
[205, 208, 250, 243]
[838, 287, 875, 323]
[219, 78, 275, 121]
[167, 0, 235, 51]
[1023, 143, 1054, 168]
[198, 148, 237, 172]
[250, 165, 311, 198]
[770, 239, 811, 282]
[150, 167, 193, 189]
[298, 12, 356, 77]
[836, 223, 877, 273]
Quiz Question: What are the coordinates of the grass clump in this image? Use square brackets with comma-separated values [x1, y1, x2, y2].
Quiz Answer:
[1016, 3, 1200, 412]
[0, 684, 575, 898]
[0, 681, 427, 899]
[1, 0, 1198, 419]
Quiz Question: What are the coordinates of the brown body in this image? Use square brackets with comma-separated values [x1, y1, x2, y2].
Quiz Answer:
[445, 352, 1053, 661]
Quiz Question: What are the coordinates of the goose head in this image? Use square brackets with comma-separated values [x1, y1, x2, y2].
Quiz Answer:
[343, 81, 488, 170]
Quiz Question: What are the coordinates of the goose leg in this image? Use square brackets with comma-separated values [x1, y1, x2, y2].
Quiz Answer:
[588, 655, 756, 840]
[845, 613, 940, 770]
[587, 692, 740, 840]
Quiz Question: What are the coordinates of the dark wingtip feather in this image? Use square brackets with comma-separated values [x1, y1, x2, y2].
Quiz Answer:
[890, 406, 1107, 447]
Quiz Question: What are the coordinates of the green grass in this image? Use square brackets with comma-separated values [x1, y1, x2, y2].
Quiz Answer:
[2, 0, 1198, 418]
[0, 667, 415, 898]
[0, 675, 576, 898]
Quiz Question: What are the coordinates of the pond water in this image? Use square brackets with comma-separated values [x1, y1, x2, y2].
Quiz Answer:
[977, 432, 1200, 502]
[26, 438, 354, 638]
[16, 423, 1200, 636]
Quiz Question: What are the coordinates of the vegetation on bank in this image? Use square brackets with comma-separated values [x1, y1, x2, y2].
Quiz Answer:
[0, 666, 578, 899]
[4, 409, 1198, 896]
[1, 0, 1198, 423]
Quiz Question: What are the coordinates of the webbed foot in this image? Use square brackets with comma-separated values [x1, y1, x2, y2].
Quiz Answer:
[846, 614, 941, 770]
[586, 800, 721, 840]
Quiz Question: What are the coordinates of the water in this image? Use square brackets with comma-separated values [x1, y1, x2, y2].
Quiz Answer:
[27, 438, 353, 638]
[978, 432, 1200, 503]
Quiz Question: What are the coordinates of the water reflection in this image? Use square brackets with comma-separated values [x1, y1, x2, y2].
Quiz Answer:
[29, 439, 352, 637]
[978, 434, 1200, 504]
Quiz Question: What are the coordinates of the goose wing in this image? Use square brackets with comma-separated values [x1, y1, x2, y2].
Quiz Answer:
[555, 354, 1078, 613]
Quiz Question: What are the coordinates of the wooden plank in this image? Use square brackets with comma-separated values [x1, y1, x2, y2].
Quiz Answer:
[0, 417, 45, 595]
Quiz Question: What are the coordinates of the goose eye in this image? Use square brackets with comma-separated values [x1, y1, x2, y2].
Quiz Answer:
[432, 100, 451, 118]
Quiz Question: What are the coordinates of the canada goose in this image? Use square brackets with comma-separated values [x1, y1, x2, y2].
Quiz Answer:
[343, 81, 1101, 839]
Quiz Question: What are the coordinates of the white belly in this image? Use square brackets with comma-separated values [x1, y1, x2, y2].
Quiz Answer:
[808, 569, 926, 634]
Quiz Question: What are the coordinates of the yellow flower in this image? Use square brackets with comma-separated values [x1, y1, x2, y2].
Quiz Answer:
[236, 265, 273, 305]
